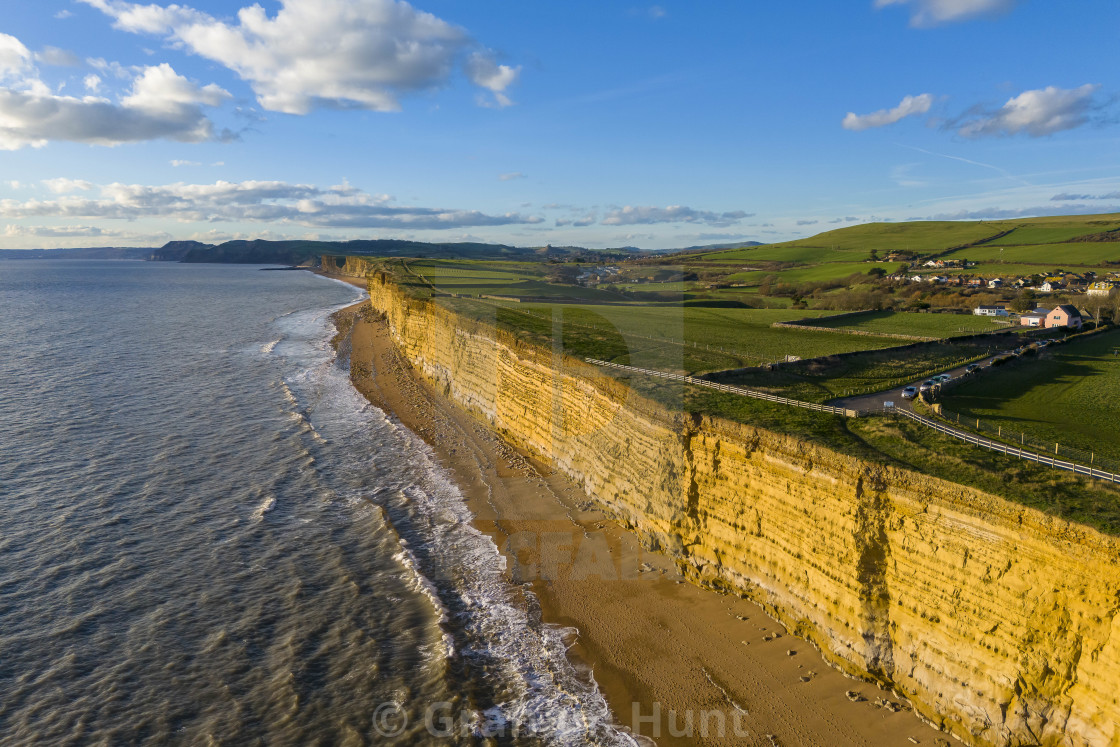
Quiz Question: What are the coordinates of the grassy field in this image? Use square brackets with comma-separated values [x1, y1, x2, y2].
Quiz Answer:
[939, 328, 1120, 463]
[941, 242, 1120, 267]
[982, 223, 1120, 246]
[801, 310, 1011, 337]
[446, 300, 906, 373]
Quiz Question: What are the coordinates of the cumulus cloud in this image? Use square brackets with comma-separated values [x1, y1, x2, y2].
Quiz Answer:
[874, 0, 1017, 27]
[498, 172, 526, 181]
[842, 93, 933, 131]
[0, 31, 232, 150]
[43, 178, 95, 193]
[467, 52, 520, 108]
[0, 62, 231, 150]
[1051, 191, 1120, 201]
[0, 34, 33, 79]
[0, 179, 542, 230]
[601, 205, 752, 227]
[79, 0, 520, 113]
[955, 84, 1101, 138]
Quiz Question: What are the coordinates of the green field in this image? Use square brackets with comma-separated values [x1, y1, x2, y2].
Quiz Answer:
[801, 310, 1011, 337]
[982, 223, 1120, 246]
[453, 300, 905, 373]
[942, 242, 1120, 267]
[940, 328, 1120, 463]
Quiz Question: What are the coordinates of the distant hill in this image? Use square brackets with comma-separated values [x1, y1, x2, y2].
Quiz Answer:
[0, 246, 158, 260]
[687, 213, 1120, 263]
[147, 238, 647, 264]
[673, 240, 764, 254]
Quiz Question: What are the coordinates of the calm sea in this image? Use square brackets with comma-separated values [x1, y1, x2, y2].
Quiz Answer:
[0, 261, 632, 746]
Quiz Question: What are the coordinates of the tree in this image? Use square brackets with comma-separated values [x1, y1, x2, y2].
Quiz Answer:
[869, 248, 879, 262]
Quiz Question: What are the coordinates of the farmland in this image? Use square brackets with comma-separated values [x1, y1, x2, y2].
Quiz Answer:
[938, 328, 1120, 463]
[798, 310, 1011, 338]
[940, 242, 1120, 267]
[453, 300, 905, 374]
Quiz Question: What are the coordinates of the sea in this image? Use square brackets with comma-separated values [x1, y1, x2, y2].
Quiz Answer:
[0, 261, 635, 746]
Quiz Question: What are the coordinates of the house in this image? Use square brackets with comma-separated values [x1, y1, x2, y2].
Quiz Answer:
[987, 278, 1003, 289]
[909, 274, 924, 283]
[1046, 304, 1083, 329]
[923, 259, 943, 268]
[1019, 308, 1049, 327]
[1040, 281, 1064, 293]
[927, 275, 948, 283]
[1088, 281, 1119, 297]
[967, 277, 984, 288]
[974, 305, 1009, 317]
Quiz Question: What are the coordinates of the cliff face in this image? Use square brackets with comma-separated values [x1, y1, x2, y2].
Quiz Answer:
[360, 264, 1120, 746]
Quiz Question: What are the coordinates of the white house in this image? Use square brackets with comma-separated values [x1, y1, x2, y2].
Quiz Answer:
[974, 305, 1009, 317]
[987, 278, 1003, 289]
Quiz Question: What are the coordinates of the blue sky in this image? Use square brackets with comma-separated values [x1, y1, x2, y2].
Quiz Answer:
[1, 0, 1118, 249]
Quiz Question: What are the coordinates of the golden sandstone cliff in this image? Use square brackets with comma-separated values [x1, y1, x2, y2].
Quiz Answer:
[325, 255, 1120, 746]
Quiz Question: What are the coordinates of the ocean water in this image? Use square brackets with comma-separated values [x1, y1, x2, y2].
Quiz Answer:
[0, 261, 633, 746]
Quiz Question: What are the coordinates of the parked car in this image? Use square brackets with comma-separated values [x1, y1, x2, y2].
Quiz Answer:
[935, 374, 951, 383]
[919, 380, 935, 393]
[901, 386, 918, 400]
[965, 363, 980, 373]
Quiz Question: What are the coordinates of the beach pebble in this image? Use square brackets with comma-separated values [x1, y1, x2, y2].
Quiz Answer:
[799, 675, 811, 682]
[845, 690, 864, 702]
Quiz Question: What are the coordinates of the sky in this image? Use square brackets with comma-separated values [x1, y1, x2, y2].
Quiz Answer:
[0, 0, 1118, 250]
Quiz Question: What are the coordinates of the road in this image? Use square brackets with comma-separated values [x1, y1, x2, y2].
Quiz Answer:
[828, 347, 1022, 414]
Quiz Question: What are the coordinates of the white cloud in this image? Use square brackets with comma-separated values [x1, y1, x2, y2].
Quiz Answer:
[498, 172, 526, 181]
[43, 178, 95, 193]
[0, 53, 231, 150]
[601, 205, 752, 227]
[84, 74, 102, 92]
[842, 93, 933, 131]
[170, 159, 201, 167]
[36, 47, 82, 67]
[80, 0, 520, 113]
[56, 10, 74, 19]
[956, 84, 1100, 138]
[0, 179, 543, 230]
[874, 0, 1017, 27]
[466, 52, 520, 108]
[0, 33, 33, 79]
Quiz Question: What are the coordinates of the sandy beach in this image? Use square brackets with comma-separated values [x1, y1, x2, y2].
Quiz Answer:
[329, 282, 943, 746]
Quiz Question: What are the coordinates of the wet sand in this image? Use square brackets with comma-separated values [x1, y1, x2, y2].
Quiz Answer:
[329, 283, 943, 746]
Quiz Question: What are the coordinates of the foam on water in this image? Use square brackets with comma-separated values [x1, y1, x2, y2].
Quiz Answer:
[271, 280, 639, 745]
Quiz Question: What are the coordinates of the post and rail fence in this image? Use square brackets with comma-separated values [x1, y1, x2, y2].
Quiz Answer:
[890, 407, 1120, 485]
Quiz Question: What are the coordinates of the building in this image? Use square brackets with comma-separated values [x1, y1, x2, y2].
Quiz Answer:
[987, 278, 1003, 289]
[1039, 281, 1065, 293]
[1019, 308, 1049, 327]
[974, 305, 1009, 317]
[1046, 304, 1083, 329]
[1087, 281, 1119, 297]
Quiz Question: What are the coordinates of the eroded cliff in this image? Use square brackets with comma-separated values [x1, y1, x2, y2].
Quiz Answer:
[344, 258, 1120, 746]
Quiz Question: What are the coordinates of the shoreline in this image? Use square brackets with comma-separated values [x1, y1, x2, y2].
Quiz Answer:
[324, 274, 941, 745]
